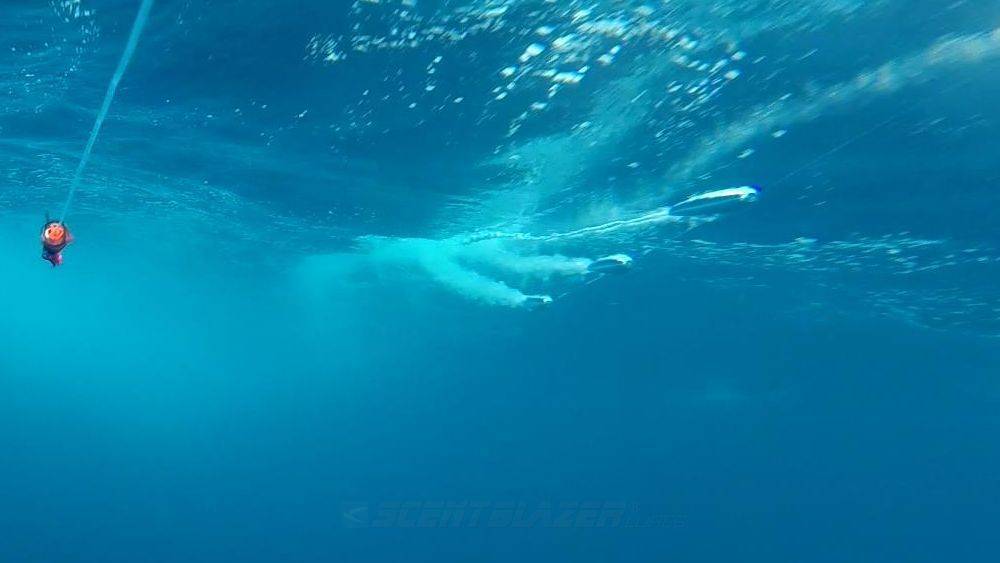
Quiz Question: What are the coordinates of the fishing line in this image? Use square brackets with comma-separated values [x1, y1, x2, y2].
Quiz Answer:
[59, 0, 155, 222]
[770, 112, 901, 188]
[771, 76, 977, 189]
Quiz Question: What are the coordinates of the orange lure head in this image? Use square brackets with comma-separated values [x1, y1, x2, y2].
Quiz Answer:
[43, 222, 67, 245]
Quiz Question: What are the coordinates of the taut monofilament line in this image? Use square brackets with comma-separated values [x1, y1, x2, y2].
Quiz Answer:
[59, 0, 155, 222]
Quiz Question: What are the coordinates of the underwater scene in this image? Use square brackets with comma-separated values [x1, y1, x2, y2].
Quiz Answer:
[2, 0, 1000, 560]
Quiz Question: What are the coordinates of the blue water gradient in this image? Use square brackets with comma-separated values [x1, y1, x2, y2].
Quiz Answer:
[2, 1, 999, 561]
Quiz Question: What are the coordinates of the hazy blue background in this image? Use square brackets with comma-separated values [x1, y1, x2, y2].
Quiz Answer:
[2, 0, 999, 561]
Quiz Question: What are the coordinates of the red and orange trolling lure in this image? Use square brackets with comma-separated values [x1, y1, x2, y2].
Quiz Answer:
[40, 218, 73, 267]
[39, 0, 154, 268]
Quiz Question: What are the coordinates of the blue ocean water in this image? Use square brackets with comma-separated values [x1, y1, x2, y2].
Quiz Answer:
[2, 0, 1000, 560]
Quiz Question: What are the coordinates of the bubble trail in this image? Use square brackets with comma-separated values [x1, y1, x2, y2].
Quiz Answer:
[59, 0, 155, 221]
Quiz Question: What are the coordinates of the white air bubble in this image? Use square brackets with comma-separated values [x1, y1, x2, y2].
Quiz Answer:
[519, 43, 545, 62]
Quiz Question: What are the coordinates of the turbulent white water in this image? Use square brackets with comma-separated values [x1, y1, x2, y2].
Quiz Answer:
[298, 13, 1000, 332]
[663, 28, 1000, 189]
[3, 0, 998, 334]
